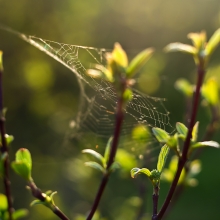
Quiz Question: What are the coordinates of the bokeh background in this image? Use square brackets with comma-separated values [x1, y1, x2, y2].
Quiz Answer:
[0, 0, 220, 220]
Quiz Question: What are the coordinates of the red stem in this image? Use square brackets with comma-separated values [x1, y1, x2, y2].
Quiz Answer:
[0, 65, 14, 220]
[87, 91, 125, 220]
[157, 63, 205, 220]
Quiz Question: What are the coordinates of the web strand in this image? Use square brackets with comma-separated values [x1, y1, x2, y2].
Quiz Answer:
[8, 29, 172, 156]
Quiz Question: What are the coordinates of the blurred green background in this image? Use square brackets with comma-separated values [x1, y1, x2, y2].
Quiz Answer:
[0, 0, 220, 219]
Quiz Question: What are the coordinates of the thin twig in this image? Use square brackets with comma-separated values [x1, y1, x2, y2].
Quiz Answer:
[152, 186, 159, 220]
[87, 90, 125, 220]
[28, 181, 69, 220]
[157, 63, 205, 220]
[0, 58, 14, 220]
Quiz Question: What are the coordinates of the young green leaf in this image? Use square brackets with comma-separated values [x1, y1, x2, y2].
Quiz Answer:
[176, 122, 188, 136]
[157, 145, 170, 173]
[164, 43, 197, 55]
[12, 209, 29, 220]
[130, 167, 151, 178]
[132, 124, 151, 142]
[104, 137, 113, 164]
[152, 127, 170, 143]
[188, 31, 206, 50]
[123, 88, 133, 103]
[192, 121, 199, 142]
[0, 193, 7, 211]
[82, 149, 105, 167]
[11, 148, 32, 181]
[84, 161, 106, 174]
[126, 48, 154, 77]
[111, 43, 128, 68]
[202, 77, 219, 106]
[11, 161, 32, 181]
[15, 148, 32, 169]
[192, 141, 220, 149]
[175, 78, 194, 97]
[205, 28, 220, 56]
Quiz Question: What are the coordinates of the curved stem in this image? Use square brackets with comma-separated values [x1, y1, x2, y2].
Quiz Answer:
[157, 63, 205, 220]
[0, 64, 13, 220]
[86, 94, 125, 220]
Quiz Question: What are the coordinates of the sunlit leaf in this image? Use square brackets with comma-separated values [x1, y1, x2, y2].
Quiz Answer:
[126, 48, 154, 77]
[206, 28, 220, 56]
[84, 161, 106, 174]
[123, 88, 133, 103]
[11, 148, 32, 181]
[130, 167, 151, 178]
[157, 145, 170, 173]
[152, 127, 170, 143]
[15, 148, 32, 169]
[187, 31, 206, 50]
[0, 193, 7, 210]
[192, 141, 220, 149]
[12, 209, 29, 219]
[112, 43, 128, 68]
[192, 121, 199, 142]
[11, 161, 32, 181]
[164, 43, 197, 55]
[202, 77, 219, 105]
[30, 199, 44, 206]
[176, 122, 188, 136]
[82, 149, 105, 167]
[132, 124, 151, 142]
[104, 137, 113, 164]
[175, 78, 194, 97]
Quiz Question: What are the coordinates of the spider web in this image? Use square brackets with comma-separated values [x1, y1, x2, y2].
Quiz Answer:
[5, 28, 173, 157]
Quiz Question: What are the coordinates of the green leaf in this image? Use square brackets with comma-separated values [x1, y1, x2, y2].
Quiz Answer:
[30, 199, 44, 207]
[15, 148, 32, 169]
[192, 122, 199, 142]
[82, 149, 105, 167]
[166, 136, 177, 148]
[157, 145, 170, 173]
[176, 122, 188, 136]
[123, 88, 133, 103]
[152, 127, 170, 143]
[126, 48, 154, 77]
[104, 137, 113, 164]
[164, 43, 197, 55]
[84, 161, 106, 174]
[130, 167, 151, 178]
[202, 77, 219, 105]
[132, 124, 151, 142]
[175, 78, 194, 97]
[206, 28, 220, 56]
[192, 141, 220, 149]
[12, 209, 29, 220]
[0, 193, 7, 211]
[111, 43, 128, 68]
[187, 31, 206, 50]
[11, 161, 32, 181]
